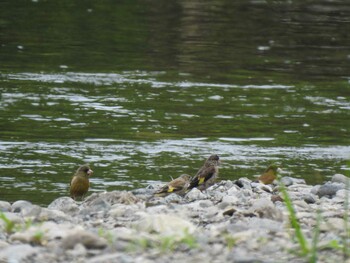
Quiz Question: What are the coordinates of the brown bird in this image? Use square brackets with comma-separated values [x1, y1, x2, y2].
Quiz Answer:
[257, 164, 280, 185]
[188, 154, 220, 191]
[154, 174, 191, 197]
[69, 164, 93, 200]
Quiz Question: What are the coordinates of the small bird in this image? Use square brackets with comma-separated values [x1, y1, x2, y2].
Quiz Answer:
[188, 154, 220, 191]
[154, 174, 192, 197]
[257, 164, 280, 184]
[69, 164, 93, 200]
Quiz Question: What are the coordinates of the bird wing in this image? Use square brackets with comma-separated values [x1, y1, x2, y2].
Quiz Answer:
[189, 166, 217, 188]
[156, 177, 186, 194]
[197, 166, 216, 183]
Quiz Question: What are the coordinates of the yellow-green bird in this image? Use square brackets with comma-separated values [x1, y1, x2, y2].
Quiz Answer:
[69, 164, 93, 200]
[188, 154, 220, 191]
[257, 164, 280, 184]
[155, 174, 192, 197]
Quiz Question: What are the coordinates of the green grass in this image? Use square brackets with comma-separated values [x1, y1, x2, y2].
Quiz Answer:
[0, 212, 16, 234]
[279, 182, 310, 256]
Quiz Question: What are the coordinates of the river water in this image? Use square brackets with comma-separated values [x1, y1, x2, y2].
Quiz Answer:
[1, 0, 350, 205]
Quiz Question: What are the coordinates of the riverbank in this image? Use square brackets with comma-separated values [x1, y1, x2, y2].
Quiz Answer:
[1, 174, 349, 263]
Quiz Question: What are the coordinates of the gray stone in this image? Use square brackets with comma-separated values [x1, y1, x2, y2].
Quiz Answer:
[38, 207, 72, 222]
[185, 188, 207, 201]
[235, 178, 252, 190]
[0, 244, 39, 262]
[11, 200, 33, 213]
[48, 197, 79, 215]
[303, 194, 316, 204]
[199, 200, 214, 208]
[316, 182, 345, 198]
[61, 229, 108, 250]
[251, 198, 283, 221]
[164, 193, 183, 203]
[280, 176, 294, 186]
[332, 174, 350, 185]
[227, 185, 241, 196]
[84, 191, 139, 206]
[133, 213, 196, 239]
[66, 243, 87, 258]
[0, 201, 11, 212]
[10, 200, 42, 218]
[87, 253, 150, 263]
[221, 195, 239, 205]
[0, 240, 9, 249]
[311, 185, 320, 195]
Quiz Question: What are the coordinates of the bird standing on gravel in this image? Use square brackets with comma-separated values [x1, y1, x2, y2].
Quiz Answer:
[154, 174, 192, 197]
[257, 164, 280, 184]
[188, 154, 220, 191]
[70, 164, 93, 200]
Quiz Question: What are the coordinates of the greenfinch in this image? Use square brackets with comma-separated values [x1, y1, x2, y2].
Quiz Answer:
[155, 174, 191, 197]
[258, 164, 280, 184]
[188, 154, 220, 191]
[69, 164, 93, 200]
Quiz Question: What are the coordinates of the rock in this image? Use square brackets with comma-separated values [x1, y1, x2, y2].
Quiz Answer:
[332, 189, 350, 203]
[271, 195, 284, 203]
[303, 194, 316, 204]
[280, 176, 294, 186]
[234, 178, 252, 190]
[223, 208, 236, 216]
[61, 229, 108, 250]
[164, 193, 183, 203]
[0, 201, 11, 212]
[10, 221, 74, 244]
[199, 200, 214, 208]
[311, 185, 320, 195]
[0, 244, 39, 262]
[251, 198, 283, 221]
[332, 174, 350, 185]
[11, 201, 41, 218]
[185, 188, 207, 201]
[134, 213, 196, 239]
[84, 191, 139, 206]
[11, 200, 33, 213]
[254, 184, 273, 193]
[48, 197, 79, 215]
[0, 240, 9, 249]
[86, 253, 149, 263]
[226, 185, 241, 196]
[221, 195, 239, 205]
[320, 218, 346, 232]
[316, 182, 345, 198]
[38, 208, 72, 222]
[66, 243, 87, 258]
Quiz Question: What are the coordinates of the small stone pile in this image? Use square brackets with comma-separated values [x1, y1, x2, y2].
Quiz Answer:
[0, 174, 349, 263]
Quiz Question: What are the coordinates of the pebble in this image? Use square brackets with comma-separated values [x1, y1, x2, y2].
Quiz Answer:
[316, 182, 344, 198]
[0, 201, 11, 212]
[185, 188, 207, 201]
[0, 244, 39, 262]
[48, 197, 79, 215]
[0, 174, 348, 263]
[331, 174, 350, 185]
[280, 176, 294, 186]
[61, 229, 108, 250]
[303, 194, 316, 204]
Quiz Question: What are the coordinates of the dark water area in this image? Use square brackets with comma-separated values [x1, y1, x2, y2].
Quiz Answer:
[1, 0, 350, 206]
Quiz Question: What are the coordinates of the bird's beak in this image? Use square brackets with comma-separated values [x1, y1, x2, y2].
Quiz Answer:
[87, 169, 93, 176]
